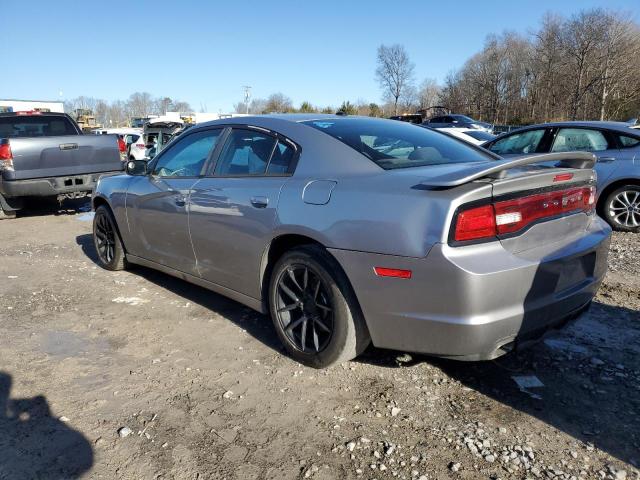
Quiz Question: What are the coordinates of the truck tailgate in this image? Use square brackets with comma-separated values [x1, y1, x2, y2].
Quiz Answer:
[6, 135, 122, 180]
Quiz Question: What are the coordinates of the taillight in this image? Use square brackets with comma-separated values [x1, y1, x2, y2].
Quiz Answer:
[16, 110, 42, 116]
[117, 137, 126, 152]
[454, 204, 497, 242]
[453, 185, 596, 243]
[0, 143, 13, 171]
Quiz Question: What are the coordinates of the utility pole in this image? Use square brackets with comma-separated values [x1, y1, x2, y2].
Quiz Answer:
[242, 86, 251, 114]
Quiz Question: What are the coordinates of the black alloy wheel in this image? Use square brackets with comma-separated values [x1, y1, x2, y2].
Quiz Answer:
[274, 264, 334, 353]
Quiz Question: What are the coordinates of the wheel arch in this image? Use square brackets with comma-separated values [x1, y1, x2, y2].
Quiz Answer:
[92, 196, 128, 254]
[92, 194, 111, 211]
[259, 233, 366, 332]
[597, 177, 640, 215]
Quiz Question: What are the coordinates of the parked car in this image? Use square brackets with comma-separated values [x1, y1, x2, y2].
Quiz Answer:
[124, 133, 146, 160]
[483, 121, 640, 232]
[143, 116, 184, 159]
[432, 127, 496, 146]
[423, 114, 493, 133]
[389, 114, 424, 124]
[92, 115, 610, 368]
[0, 111, 124, 218]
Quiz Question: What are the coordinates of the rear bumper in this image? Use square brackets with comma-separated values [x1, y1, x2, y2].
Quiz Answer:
[329, 216, 611, 361]
[0, 172, 121, 200]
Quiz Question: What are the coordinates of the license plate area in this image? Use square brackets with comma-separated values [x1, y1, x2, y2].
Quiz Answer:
[555, 252, 595, 293]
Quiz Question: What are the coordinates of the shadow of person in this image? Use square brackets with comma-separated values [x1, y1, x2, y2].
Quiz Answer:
[0, 372, 93, 479]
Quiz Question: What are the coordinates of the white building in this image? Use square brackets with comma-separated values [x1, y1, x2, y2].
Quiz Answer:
[0, 99, 65, 114]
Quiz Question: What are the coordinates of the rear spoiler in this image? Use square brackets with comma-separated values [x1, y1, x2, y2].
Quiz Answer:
[418, 152, 597, 188]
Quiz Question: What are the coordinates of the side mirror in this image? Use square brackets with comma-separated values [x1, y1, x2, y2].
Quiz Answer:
[126, 160, 148, 176]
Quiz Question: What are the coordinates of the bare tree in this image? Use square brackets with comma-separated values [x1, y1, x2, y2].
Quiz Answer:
[264, 93, 293, 113]
[127, 92, 154, 118]
[417, 78, 441, 111]
[375, 44, 415, 115]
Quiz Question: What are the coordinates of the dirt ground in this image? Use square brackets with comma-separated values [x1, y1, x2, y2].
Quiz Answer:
[0, 199, 638, 480]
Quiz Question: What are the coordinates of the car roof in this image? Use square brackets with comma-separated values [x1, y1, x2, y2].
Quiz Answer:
[515, 120, 637, 134]
[0, 111, 68, 117]
[193, 114, 397, 130]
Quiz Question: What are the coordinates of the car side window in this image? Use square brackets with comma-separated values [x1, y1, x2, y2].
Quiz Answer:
[152, 129, 221, 177]
[267, 141, 296, 175]
[551, 128, 609, 152]
[429, 117, 442, 124]
[618, 134, 640, 148]
[214, 129, 277, 176]
[488, 129, 545, 155]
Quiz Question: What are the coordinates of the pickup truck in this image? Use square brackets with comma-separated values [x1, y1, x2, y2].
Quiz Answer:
[0, 111, 125, 218]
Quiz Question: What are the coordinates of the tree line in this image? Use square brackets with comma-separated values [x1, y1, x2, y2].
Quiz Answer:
[63, 93, 192, 127]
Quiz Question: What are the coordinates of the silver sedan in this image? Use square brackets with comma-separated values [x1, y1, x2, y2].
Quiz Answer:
[92, 115, 611, 368]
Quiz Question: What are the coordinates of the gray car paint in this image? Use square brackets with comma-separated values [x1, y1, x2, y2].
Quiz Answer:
[93, 115, 611, 360]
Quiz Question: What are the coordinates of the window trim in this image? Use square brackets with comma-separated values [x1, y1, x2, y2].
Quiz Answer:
[204, 125, 301, 178]
[148, 127, 224, 179]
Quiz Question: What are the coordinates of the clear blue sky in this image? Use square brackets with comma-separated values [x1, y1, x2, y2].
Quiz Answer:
[1, 0, 638, 112]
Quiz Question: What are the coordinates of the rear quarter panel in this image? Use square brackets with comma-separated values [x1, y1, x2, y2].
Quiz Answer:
[275, 173, 492, 258]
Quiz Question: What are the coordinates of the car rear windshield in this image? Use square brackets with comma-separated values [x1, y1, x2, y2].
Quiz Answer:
[302, 118, 493, 169]
[0, 115, 78, 138]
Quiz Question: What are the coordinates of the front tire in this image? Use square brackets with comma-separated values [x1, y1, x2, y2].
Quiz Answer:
[268, 245, 370, 368]
[602, 185, 640, 232]
[93, 205, 127, 270]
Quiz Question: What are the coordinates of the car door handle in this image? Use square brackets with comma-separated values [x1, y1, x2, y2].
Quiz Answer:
[599, 156, 616, 163]
[175, 195, 188, 207]
[59, 143, 78, 150]
[250, 196, 269, 208]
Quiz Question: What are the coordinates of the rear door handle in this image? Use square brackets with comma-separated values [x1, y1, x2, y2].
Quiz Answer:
[599, 156, 616, 163]
[175, 195, 188, 207]
[59, 143, 78, 150]
[250, 196, 269, 208]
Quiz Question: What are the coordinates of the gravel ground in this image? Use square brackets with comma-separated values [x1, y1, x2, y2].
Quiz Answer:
[0, 201, 638, 480]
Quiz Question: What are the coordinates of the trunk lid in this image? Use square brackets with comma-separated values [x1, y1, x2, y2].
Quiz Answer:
[413, 152, 598, 252]
[483, 165, 597, 253]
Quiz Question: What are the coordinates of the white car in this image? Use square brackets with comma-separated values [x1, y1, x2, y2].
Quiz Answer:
[124, 132, 147, 160]
[435, 127, 496, 146]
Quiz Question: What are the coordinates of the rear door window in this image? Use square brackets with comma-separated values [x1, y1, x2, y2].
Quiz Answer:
[0, 115, 77, 138]
[214, 129, 277, 176]
[551, 128, 610, 152]
[617, 134, 640, 148]
[488, 129, 546, 155]
[266, 141, 296, 175]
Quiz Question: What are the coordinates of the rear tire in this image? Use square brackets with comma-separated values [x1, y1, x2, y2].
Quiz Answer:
[93, 205, 127, 270]
[0, 207, 16, 220]
[602, 185, 640, 232]
[268, 245, 370, 368]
